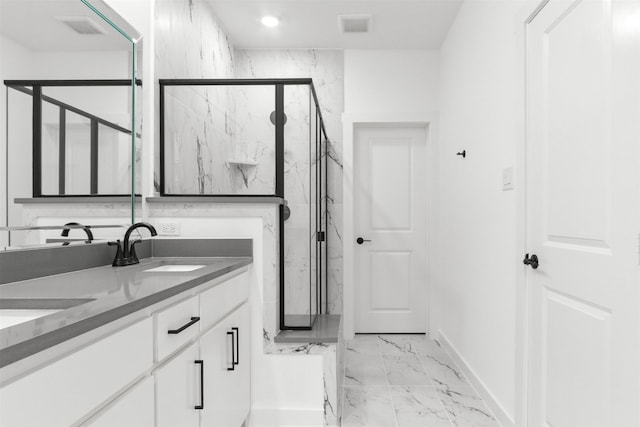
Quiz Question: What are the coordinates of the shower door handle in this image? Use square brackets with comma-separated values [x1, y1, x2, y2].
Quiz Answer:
[356, 237, 371, 245]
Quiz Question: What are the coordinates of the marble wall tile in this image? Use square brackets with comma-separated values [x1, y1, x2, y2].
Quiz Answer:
[264, 342, 341, 426]
[155, 0, 234, 80]
[326, 268, 343, 314]
[155, 0, 236, 194]
[337, 319, 346, 424]
[235, 49, 344, 317]
[155, 6, 344, 316]
[322, 345, 339, 426]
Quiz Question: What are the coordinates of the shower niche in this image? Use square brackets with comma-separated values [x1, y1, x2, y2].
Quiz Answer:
[159, 78, 328, 330]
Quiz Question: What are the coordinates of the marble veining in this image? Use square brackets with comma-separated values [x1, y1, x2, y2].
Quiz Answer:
[436, 385, 501, 427]
[342, 334, 501, 427]
[155, 2, 344, 324]
[265, 340, 341, 426]
[235, 49, 344, 318]
[390, 386, 452, 427]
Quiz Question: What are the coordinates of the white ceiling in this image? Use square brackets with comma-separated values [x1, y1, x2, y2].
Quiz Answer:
[205, 0, 464, 49]
[0, 0, 130, 52]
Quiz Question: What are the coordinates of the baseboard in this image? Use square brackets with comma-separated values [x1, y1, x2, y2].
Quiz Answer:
[247, 408, 328, 427]
[437, 331, 516, 427]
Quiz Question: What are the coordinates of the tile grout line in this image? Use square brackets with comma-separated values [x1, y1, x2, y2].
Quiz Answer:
[377, 335, 400, 427]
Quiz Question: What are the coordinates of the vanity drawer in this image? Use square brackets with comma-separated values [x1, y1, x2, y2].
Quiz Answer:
[155, 296, 200, 361]
[0, 318, 152, 427]
[199, 271, 249, 330]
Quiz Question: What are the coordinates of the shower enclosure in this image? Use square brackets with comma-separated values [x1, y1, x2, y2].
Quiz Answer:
[159, 78, 328, 330]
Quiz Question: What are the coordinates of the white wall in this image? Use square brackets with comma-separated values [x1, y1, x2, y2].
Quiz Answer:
[432, 1, 525, 425]
[0, 36, 35, 245]
[344, 49, 439, 113]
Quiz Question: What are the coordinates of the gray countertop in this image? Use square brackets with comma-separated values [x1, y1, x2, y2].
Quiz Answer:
[0, 256, 252, 367]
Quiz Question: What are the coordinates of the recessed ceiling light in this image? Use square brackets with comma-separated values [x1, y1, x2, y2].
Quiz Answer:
[261, 16, 279, 28]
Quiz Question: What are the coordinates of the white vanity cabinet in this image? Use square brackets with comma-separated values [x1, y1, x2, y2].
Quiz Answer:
[154, 271, 251, 427]
[0, 268, 251, 427]
[0, 318, 153, 427]
[85, 376, 155, 427]
[200, 302, 251, 427]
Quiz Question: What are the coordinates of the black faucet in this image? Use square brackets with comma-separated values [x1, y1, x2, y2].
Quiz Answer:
[61, 222, 94, 245]
[109, 222, 157, 267]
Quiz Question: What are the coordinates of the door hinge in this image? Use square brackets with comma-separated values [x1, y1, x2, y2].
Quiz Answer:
[317, 231, 325, 242]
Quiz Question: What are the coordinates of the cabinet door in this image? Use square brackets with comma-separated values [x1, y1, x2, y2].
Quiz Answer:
[84, 376, 154, 427]
[232, 303, 251, 424]
[155, 342, 201, 427]
[199, 302, 250, 427]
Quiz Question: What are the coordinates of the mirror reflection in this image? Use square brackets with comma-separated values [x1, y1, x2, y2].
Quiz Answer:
[0, 0, 141, 249]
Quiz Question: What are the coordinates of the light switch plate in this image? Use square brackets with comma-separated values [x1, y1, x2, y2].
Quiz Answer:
[502, 167, 514, 191]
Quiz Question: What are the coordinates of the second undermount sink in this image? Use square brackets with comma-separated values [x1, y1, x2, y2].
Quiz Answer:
[0, 298, 96, 330]
[143, 265, 205, 273]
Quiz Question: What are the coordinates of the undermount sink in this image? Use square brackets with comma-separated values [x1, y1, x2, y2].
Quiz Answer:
[0, 298, 96, 330]
[143, 265, 205, 273]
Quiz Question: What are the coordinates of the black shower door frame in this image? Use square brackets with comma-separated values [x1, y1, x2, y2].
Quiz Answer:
[158, 78, 328, 331]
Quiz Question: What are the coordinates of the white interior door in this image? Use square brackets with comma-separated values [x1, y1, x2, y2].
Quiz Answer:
[526, 0, 640, 425]
[354, 125, 427, 333]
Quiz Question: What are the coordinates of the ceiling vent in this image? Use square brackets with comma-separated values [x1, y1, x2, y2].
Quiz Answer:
[56, 16, 106, 35]
[338, 14, 372, 33]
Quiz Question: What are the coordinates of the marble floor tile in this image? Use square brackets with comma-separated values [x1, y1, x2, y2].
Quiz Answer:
[347, 334, 381, 355]
[341, 335, 501, 427]
[342, 386, 397, 427]
[377, 335, 419, 357]
[383, 354, 431, 386]
[436, 385, 500, 427]
[345, 352, 387, 386]
[419, 350, 470, 388]
[390, 386, 452, 427]
[406, 336, 448, 359]
[377, 334, 446, 360]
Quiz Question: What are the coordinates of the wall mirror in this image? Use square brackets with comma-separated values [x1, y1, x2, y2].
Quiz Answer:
[0, 0, 141, 250]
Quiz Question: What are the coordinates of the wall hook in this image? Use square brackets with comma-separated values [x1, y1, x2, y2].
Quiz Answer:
[456, 150, 466, 158]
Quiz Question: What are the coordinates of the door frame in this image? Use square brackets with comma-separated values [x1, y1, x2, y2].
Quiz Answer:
[516, 1, 561, 427]
[342, 112, 438, 339]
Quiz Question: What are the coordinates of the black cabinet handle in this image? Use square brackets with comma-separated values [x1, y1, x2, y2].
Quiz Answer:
[227, 331, 235, 371]
[167, 316, 200, 334]
[232, 327, 239, 366]
[194, 360, 204, 410]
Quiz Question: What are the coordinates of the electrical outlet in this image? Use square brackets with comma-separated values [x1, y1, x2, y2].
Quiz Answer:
[157, 222, 181, 236]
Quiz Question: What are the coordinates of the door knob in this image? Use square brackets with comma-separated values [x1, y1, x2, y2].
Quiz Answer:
[356, 237, 371, 245]
[523, 253, 539, 269]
